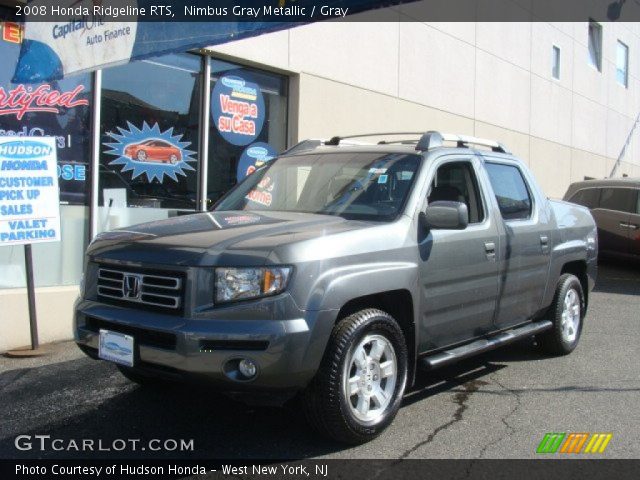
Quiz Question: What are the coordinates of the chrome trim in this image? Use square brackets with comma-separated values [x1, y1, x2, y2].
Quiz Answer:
[97, 268, 182, 309]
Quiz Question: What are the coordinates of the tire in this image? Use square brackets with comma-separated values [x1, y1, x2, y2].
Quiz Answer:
[136, 150, 147, 161]
[116, 365, 165, 387]
[539, 274, 585, 356]
[302, 309, 408, 444]
[169, 154, 178, 164]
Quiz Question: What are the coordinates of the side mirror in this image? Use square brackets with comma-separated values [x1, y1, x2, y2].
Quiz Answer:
[423, 201, 468, 230]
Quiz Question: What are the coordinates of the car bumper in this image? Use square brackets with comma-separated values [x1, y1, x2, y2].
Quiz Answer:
[74, 296, 337, 393]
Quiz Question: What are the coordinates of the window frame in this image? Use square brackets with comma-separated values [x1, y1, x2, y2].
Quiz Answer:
[552, 44, 561, 80]
[588, 20, 603, 72]
[427, 158, 487, 225]
[484, 161, 535, 222]
[616, 39, 629, 88]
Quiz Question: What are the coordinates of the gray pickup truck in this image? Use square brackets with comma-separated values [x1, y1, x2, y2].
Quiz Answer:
[75, 131, 597, 444]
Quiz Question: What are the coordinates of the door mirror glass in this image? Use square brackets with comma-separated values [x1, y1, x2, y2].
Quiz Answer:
[423, 201, 469, 230]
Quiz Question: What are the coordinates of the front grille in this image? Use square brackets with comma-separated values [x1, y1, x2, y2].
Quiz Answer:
[85, 317, 177, 350]
[97, 267, 183, 311]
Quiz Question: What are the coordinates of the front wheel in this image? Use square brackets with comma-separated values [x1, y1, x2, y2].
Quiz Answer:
[539, 274, 585, 355]
[302, 309, 408, 444]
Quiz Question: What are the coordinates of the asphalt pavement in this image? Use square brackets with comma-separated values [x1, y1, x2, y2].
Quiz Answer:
[1, 261, 638, 460]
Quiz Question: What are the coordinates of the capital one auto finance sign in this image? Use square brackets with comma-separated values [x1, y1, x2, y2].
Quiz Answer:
[211, 75, 265, 146]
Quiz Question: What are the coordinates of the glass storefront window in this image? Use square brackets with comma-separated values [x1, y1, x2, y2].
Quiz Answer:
[98, 53, 201, 232]
[208, 59, 288, 206]
[0, 20, 92, 288]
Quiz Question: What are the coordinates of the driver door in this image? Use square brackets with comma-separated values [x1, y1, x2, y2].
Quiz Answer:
[417, 157, 500, 352]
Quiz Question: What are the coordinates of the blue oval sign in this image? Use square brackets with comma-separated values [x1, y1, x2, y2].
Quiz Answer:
[237, 142, 278, 181]
[211, 74, 265, 146]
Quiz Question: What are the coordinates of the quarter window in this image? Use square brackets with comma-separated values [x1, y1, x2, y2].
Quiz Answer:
[485, 163, 533, 220]
[599, 188, 636, 213]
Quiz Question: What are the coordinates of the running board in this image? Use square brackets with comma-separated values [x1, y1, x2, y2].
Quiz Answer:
[420, 320, 553, 370]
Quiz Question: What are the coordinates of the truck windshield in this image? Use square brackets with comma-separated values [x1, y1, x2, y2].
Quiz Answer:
[214, 152, 422, 221]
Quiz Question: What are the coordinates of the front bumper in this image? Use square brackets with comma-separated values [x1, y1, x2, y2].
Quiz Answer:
[74, 295, 337, 392]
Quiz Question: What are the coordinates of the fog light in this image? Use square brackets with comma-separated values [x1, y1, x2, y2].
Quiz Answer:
[238, 358, 257, 378]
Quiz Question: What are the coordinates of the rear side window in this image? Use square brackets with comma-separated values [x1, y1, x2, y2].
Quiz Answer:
[598, 188, 636, 213]
[570, 188, 600, 208]
[485, 163, 533, 220]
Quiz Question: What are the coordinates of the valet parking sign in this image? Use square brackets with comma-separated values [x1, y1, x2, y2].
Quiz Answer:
[0, 137, 60, 246]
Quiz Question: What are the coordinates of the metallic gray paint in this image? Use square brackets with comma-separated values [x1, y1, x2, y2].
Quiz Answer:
[74, 145, 597, 393]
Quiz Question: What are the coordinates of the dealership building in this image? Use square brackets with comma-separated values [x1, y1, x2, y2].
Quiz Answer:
[1, 4, 640, 350]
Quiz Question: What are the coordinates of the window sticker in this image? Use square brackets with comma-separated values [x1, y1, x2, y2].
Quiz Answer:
[103, 122, 196, 183]
[237, 142, 277, 181]
[211, 75, 265, 146]
[378, 174, 388, 184]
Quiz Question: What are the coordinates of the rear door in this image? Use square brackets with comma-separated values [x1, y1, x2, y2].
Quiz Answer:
[592, 187, 635, 256]
[483, 160, 553, 329]
[417, 155, 500, 350]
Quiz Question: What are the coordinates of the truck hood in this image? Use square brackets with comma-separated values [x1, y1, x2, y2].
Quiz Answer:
[87, 211, 377, 267]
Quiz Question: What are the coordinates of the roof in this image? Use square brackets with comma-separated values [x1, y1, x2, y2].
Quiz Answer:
[568, 178, 640, 189]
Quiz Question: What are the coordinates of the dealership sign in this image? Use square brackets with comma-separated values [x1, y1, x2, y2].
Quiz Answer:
[212, 76, 265, 146]
[237, 142, 277, 181]
[0, 84, 89, 120]
[104, 121, 196, 183]
[0, 136, 61, 246]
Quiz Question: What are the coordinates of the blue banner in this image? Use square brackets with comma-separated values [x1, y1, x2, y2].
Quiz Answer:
[13, 1, 409, 83]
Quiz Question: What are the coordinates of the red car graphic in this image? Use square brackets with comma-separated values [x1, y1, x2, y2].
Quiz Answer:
[124, 139, 182, 164]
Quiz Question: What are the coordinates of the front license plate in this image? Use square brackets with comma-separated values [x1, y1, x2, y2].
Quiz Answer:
[99, 329, 134, 367]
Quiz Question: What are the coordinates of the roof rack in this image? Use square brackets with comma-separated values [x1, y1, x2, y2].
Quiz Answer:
[285, 131, 510, 155]
[415, 131, 510, 153]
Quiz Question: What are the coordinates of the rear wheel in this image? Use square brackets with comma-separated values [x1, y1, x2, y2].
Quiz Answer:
[539, 274, 585, 355]
[302, 309, 408, 444]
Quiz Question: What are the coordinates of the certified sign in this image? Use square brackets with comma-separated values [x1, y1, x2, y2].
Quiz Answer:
[0, 136, 60, 245]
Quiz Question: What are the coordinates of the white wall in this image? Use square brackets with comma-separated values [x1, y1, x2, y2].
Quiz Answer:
[211, 20, 640, 198]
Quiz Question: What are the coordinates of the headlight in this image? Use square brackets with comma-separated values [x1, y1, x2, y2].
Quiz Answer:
[214, 267, 292, 303]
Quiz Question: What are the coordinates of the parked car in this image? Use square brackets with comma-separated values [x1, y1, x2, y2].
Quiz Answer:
[75, 131, 597, 444]
[564, 178, 639, 260]
[124, 139, 182, 164]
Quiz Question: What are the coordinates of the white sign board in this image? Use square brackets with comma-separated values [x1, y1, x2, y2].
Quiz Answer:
[0, 137, 61, 246]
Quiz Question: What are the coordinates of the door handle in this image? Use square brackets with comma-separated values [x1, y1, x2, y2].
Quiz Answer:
[484, 242, 496, 260]
[540, 235, 550, 253]
[620, 222, 630, 229]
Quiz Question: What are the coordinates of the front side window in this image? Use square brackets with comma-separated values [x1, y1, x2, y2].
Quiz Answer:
[599, 188, 635, 213]
[616, 40, 629, 87]
[485, 163, 533, 220]
[215, 152, 422, 221]
[570, 188, 600, 209]
[428, 161, 485, 224]
[588, 20, 603, 71]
